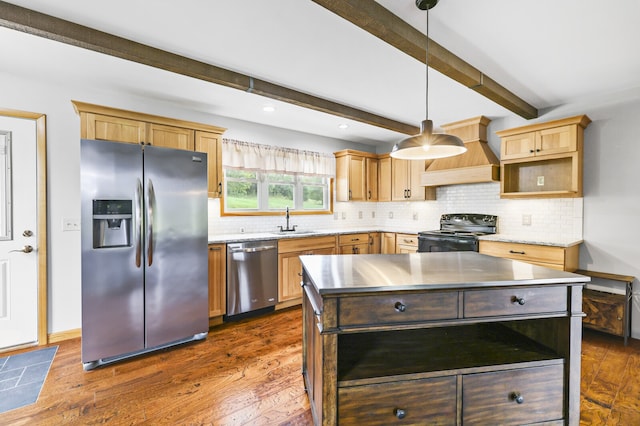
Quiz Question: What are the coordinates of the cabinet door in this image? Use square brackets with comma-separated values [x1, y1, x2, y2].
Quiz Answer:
[396, 233, 418, 253]
[537, 124, 577, 156]
[348, 155, 367, 201]
[84, 112, 146, 144]
[407, 159, 427, 200]
[208, 244, 226, 317]
[381, 232, 396, 254]
[366, 157, 379, 201]
[195, 131, 223, 198]
[368, 232, 381, 254]
[501, 131, 536, 160]
[377, 156, 391, 201]
[148, 123, 195, 150]
[391, 158, 409, 201]
[279, 251, 305, 302]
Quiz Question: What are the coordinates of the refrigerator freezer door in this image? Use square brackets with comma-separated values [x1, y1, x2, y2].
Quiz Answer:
[143, 146, 209, 348]
[81, 139, 145, 363]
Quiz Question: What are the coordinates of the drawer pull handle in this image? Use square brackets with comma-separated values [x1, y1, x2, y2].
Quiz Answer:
[394, 302, 406, 312]
[509, 250, 526, 255]
[511, 392, 524, 404]
[394, 408, 406, 419]
[512, 296, 526, 305]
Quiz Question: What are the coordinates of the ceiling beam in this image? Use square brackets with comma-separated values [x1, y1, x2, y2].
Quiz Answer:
[311, 0, 539, 120]
[0, 1, 419, 135]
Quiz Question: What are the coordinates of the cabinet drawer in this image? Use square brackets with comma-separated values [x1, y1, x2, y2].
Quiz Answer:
[339, 292, 459, 327]
[277, 235, 336, 253]
[479, 240, 565, 267]
[338, 376, 456, 425]
[464, 286, 567, 318]
[338, 233, 369, 246]
[463, 364, 564, 425]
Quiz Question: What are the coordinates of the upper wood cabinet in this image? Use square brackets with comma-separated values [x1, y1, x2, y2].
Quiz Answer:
[195, 131, 223, 198]
[73, 101, 226, 198]
[391, 157, 435, 201]
[496, 115, 590, 199]
[334, 150, 378, 202]
[147, 123, 194, 150]
[378, 155, 392, 201]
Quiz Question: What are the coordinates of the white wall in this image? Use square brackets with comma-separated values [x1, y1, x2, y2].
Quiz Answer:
[3, 68, 639, 340]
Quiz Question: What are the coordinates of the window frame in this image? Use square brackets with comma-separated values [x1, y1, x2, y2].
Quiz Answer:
[222, 168, 333, 216]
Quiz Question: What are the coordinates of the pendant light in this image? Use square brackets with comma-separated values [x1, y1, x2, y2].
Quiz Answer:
[390, 0, 467, 160]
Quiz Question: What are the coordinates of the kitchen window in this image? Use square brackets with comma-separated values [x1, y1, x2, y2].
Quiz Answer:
[222, 139, 334, 215]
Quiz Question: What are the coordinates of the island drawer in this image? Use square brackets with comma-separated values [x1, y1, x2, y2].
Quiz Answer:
[339, 292, 459, 326]
[462, 364, 564, 425]
[463, 286, 567, 318]
[338, 376, 456, 425]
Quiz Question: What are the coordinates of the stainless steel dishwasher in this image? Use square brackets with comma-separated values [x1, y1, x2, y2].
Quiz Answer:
[226, 240, 278, 318]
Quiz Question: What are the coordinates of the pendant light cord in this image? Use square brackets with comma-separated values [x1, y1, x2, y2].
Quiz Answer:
[425, 6, 429, 121]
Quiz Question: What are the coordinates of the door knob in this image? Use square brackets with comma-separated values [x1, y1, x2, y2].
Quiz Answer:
[10, 245, 33, 253]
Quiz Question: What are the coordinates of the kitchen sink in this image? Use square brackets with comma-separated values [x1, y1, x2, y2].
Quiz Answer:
[271, 230, 315, 235]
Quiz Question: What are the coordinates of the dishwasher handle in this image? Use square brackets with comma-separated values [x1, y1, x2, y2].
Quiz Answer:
[229, 245, 277, 253]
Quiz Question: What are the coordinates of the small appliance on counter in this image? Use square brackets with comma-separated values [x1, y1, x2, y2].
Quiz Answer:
[80, 139, 209, 370]
[418, 214, 497, 252]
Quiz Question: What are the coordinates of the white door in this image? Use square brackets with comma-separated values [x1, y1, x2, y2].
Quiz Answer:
[0, 116, 38, 349]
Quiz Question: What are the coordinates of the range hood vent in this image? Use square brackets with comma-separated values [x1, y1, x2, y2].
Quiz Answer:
[421, 116, 499, 187]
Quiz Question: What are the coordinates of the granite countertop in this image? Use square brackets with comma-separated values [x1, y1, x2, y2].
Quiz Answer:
[300, 251, 589, 294]
[478, 234, 583, 248]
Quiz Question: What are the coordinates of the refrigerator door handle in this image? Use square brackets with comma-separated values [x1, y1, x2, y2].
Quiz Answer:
[135, 178, 143, 268]
[146, 178, 156, 266]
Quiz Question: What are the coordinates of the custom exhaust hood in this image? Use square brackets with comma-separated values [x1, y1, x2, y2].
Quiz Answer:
[420, 116, 500, 187]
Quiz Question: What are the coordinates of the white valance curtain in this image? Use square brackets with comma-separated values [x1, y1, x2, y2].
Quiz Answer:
[222, 139, 335, 176]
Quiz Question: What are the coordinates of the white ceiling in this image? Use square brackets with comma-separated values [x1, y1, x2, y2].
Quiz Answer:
[1, 0, 640, 147]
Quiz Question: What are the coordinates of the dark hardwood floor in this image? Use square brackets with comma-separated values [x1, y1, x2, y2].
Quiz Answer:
[1, 307, 638, 425]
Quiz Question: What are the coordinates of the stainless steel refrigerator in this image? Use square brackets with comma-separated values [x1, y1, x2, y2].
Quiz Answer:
[80, 139, 209, 370]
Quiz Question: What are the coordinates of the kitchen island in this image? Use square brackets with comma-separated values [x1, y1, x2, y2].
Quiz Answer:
[300, 252, 588, 426]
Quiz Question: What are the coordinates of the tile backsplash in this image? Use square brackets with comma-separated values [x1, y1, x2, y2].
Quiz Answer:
[209, 182, 583, 241]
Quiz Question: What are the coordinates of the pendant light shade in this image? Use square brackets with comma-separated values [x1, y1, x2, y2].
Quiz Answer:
[390, 0, 467, 160]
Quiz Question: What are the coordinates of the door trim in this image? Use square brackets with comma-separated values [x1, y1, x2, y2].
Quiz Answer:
[0, 108, 48, 347]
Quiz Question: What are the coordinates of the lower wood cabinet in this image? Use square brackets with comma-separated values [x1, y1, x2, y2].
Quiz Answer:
[395, 233, 418, 253]
[479, 240, 579, 271]
[207, 244, 226, 319]
[278, 236, 336, 304]
[381, 232, 396, 254]
[338, 233, 370, 254]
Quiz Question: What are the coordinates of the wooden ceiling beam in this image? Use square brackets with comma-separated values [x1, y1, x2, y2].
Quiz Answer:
[311, 0, 539, 119]
[0, 1, 419, 135]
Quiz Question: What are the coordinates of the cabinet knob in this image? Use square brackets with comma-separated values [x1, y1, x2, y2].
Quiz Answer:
[529, 149, 535, 153]
[512, 296, 526, 305]
[394, 408, 406, 419]
[394, 301, 406, 312]
[511, 392, 524, 404]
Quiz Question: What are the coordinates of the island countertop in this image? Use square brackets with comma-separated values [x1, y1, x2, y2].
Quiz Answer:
[300, 251, 589, 294]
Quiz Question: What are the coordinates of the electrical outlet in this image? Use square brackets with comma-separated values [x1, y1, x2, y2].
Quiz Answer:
[358, 211, 363, 219]
[371, 211, 376, 219]
[388, 211, 394, 219]
[413, 212, 418, 220]
[63, 217, 80, 231]
[341, 212, 346, 220]
[537, 176, 545, 186]
[522, 214, 532, 226]
[334, 212, 338, 220]
[240, 227, 245, 233]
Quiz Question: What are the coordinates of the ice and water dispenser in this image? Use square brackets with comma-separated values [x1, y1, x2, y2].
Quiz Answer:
[92, 200, 133, 249]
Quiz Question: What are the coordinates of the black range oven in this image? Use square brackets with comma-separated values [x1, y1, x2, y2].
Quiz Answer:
[418, 214, 497, 253]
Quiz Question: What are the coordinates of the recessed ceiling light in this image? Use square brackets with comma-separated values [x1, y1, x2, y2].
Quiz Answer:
[338, 123, 349, 129]
[262, 105, 275, 112]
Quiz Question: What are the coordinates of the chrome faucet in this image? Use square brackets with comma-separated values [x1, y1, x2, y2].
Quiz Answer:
[278, 206, 297, 232]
